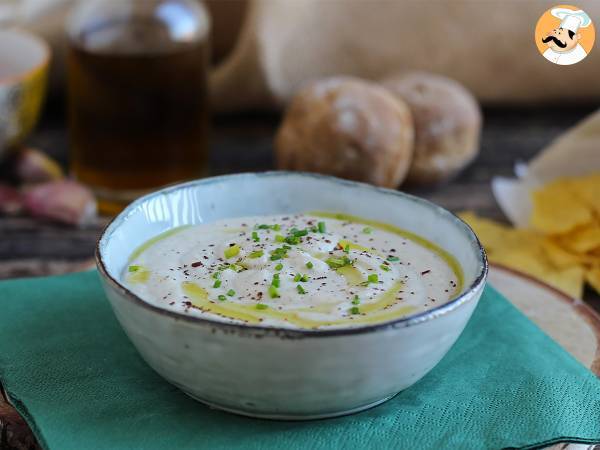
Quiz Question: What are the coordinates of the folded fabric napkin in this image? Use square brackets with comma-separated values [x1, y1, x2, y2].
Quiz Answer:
[0, 271, 598, 450]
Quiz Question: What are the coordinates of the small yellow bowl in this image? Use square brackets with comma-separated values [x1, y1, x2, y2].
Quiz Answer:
[0, 28, 50, 158]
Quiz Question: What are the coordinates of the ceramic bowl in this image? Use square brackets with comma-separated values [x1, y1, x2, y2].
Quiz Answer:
[96, 172, 487, 420]
[0, 28, 49, 158]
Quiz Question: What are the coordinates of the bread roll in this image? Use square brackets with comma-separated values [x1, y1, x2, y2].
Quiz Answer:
[275, 77, 414, 188]
[383, 72, 481, 185]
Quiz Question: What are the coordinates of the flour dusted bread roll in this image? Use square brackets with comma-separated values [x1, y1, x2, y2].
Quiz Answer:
[275, 77, 414, 188]
[383, 72, 482, 185]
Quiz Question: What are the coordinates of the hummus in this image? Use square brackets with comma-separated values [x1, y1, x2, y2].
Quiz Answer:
[123, 212, 463, 329]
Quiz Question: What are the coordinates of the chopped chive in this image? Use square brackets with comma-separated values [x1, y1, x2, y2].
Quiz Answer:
[218, 294, 226, 301]
[362, 227, 373, 234]
[317, 221, 326, 233]
[294, 274, 302, 282]
[352, 295, 360, 305]
[344, 244, 350, 253]
[229, 264, 245, 273]
[252, 231, 260, 242]
[275, 234, 285, 243]
[256, 303, 268, 310]
[128, 265, 141, 272]
[285, 235, 300, 245]
[213, 279, 222, 288]
[380, 264, 391, 272]
[325, 256, 353, 269]
[350, 306, 360, 315]
[271, 277, 280, 288]
[224, 244, 240, 259]
[306, 261, 314, 269]
[300, 274, 309, 282]
[292, 228, 308, 237]
[270, 245, 291, 260]
[257, 224, 280, 231]
[275, 263, 283, 271]
[249, 250, 264, 258]
[273, 273, 280, 279]
[386, 256, 400, 262]
[297, 285, 307, 294]
[368, 274, 379, 283]
[268, 285, 280, 298]
[310, 226, 318, 233]
[227, 289, 235, 297]
[212, 271, 221, 279]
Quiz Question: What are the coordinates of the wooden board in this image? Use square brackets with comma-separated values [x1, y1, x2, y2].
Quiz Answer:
[489, 263, 600, 450]
[489, 263, 600, 375]
[1, 264, 599, 449]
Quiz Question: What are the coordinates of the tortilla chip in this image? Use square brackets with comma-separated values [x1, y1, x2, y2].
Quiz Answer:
[558, 221, 600, 254]
[490, 247, 585, 299]
[459, 212, 544, 256]
[541, 238, 591, 269]
[530, 178, 593, 234]
[458, 211, 512, 255]
[569, 173, 600, 215]
[460, 211, 586, 298]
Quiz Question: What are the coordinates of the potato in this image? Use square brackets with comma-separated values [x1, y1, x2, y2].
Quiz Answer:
[275, 77, 414, 188]
[382, 72, 482, 185]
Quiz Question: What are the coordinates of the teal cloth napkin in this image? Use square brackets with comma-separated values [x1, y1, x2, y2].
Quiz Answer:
[0, 271, 599, 450]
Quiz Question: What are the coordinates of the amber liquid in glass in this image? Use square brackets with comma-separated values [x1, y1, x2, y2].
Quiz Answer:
[68, 18, 209, 214]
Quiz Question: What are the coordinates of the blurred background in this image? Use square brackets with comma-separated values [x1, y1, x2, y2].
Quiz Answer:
[0, 0, 599, 308]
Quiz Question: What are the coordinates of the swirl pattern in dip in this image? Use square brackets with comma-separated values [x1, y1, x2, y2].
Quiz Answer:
[123, 212, 462, 329]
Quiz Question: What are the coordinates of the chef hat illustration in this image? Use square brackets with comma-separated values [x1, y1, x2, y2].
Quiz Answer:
[551, 8, 592, 33]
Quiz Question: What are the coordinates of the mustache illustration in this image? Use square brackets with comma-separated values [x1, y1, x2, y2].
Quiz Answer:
[542, 35, 567, 48]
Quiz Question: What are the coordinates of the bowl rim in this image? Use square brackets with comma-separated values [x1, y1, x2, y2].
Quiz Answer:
[96, 171, 488, 338]
[0, 28, 50, 85]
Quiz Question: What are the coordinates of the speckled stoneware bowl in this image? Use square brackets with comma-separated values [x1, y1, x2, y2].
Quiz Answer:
[0, 28, 49, 158]
[96, 172, 487, 420]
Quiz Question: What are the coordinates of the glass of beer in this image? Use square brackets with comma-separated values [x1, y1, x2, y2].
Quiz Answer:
[67, 0, 211, 214]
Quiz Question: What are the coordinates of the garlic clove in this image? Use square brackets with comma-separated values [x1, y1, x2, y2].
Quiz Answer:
[23, 180, 97, 227]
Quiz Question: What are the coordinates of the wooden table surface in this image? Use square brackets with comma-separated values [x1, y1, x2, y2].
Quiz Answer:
[1, 104, 600, 449]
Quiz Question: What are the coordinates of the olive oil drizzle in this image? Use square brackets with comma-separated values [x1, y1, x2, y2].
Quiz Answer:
[310, 211, 464, 294]
[128, 225, 191, 262]
[129, 212, 463, 328]
[182, 281, 414, 328]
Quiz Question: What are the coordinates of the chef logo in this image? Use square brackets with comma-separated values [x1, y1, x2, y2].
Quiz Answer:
[535, 5, 595, 65]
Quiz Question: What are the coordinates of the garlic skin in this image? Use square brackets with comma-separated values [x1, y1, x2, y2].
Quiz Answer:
[14, 147, 64, 184]
[0, 184, 23, 215]
[23, 180, 97, 227]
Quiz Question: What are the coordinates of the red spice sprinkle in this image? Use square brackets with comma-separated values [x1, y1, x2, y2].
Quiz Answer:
[421, 270, 431, 275]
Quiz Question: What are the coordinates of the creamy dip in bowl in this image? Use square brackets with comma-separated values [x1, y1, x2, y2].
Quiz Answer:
[125, 213, 462, 329]
[97, 172, 487, 419]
